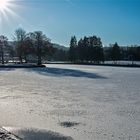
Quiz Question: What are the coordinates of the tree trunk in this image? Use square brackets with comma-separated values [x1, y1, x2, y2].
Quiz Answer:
[37, 46, 42, 65]
[1, 51, 4, 64]
[1, 45, 4, 64]
[19, 55, 23, 64]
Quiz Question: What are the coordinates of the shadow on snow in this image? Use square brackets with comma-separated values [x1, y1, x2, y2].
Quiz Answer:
[28, 67, 106, 79]
[0, 66, 106, 79]
[16, 129, 73, 140]
[3, 128, 73, 140]
[0, 68, 15, 71]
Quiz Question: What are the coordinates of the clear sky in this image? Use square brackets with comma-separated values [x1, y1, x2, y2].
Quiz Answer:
[0, 0, 140, 47]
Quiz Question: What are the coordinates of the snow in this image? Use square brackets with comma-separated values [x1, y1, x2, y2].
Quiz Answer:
[104, 60, 140, 65]
[0, 64, 140, 140]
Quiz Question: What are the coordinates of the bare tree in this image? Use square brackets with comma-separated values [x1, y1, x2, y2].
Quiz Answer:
[0, 35, 8, 64]
[29, 31, 50, 65]
[14, 28, 26, 63]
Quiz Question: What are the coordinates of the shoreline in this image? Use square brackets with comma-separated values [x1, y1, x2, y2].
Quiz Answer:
[46, 62, 140, 68]
[0, 64, 46, 68]
[0, 62, 139, 68]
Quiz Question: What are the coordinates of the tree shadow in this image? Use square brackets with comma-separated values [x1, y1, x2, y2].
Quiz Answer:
[8, 128, 73, 140]
[0, 68, 15, 71]
[28, 67, 106, 79]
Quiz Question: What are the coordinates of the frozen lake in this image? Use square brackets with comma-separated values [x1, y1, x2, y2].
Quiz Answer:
[0, 64, 140, 140]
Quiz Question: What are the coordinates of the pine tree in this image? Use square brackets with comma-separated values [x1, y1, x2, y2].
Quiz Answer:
[69, 36, 77, 62]
[111, 42, 121, 62]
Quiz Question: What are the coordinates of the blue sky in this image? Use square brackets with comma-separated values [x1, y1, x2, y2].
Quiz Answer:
[0, 0, 140, 46]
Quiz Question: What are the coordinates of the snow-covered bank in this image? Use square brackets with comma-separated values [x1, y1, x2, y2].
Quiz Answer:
[46, 61, 140, 68]
[0, 63, 45, 68]
[0, 64, 140, 140]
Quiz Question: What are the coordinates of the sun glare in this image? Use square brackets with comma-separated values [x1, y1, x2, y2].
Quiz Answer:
[0, 0, 9, 12]
[0, 0, 23, 27]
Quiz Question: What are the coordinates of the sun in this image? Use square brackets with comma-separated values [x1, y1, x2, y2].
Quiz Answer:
[0, 0, 10, 12]
[0, 0, 25, 29]
[0, 0, 21, 22]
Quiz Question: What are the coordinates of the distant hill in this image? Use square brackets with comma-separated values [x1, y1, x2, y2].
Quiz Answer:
[52, 43, 69, 51]
[7, 41, 69, 51]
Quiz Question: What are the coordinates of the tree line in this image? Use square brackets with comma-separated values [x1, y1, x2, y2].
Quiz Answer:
[0, 30, 140, 65]
[69, 36, 104, 63]
[69, 36, 140, 63]
[0, 28, 59, 65]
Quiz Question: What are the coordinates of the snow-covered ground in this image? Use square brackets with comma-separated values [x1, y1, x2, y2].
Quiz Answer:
[104, 61, 140, 65]
[0, 64, 140, 140]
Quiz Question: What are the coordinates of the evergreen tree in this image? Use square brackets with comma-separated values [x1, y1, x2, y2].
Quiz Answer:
[111, 42, 121, 62]
[77, 38, 84, 62]
[83, 36, 90, 61]
[69, 36, 77, 62]
[89, 36, 104, 63]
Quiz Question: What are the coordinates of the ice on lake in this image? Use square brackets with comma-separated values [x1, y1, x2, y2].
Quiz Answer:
[0, 64, 140, 140]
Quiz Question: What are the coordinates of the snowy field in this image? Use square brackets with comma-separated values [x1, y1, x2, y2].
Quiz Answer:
[0, 64, 140, 140]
